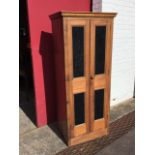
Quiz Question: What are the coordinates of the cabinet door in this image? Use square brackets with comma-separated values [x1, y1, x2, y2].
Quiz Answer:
[89, 19, 112, 132]
[65, 19, 90, 138]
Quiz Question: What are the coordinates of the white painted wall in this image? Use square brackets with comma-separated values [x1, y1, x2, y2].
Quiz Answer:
[93, 0, 135, 106]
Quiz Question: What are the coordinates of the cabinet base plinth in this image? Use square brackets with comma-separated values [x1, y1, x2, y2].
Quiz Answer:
[68, 128, 108, 146]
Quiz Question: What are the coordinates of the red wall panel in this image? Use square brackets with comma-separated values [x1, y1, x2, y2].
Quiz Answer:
[26, 0, 91, 127]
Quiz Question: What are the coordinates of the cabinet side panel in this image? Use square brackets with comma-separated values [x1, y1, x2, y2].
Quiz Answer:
[52, 17, 68, 142]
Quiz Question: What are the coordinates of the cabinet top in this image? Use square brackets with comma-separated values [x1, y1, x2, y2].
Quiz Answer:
[50, 11, 117, 19]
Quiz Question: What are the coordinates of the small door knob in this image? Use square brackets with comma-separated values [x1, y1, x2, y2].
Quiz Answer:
[90, 76, 94, 80]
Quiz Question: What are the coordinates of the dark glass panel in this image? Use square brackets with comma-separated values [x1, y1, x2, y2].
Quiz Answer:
[72, 27, 84, 77]
[95, 26, 106, 74]
[74, 93, 85, 125]
[94, 89, 104, 120]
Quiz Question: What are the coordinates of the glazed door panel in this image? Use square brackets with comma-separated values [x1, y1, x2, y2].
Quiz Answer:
[67, 19, 90, 138]
[90, 19, 111, 132]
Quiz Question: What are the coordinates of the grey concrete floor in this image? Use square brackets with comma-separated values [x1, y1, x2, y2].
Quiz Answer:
[19, 108, 36, 135]
[96, 128, 135, 155]
[19, 98, 135, 155]
[19, 124, 67, 155]
[110, 98, 135, 123]
[19, 108, 67, 155]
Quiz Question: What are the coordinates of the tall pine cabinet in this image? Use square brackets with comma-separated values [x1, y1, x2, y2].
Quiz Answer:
[50, 12, 117, 146]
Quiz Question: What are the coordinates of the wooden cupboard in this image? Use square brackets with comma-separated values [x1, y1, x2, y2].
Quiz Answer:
[50, 12, 117, 146]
